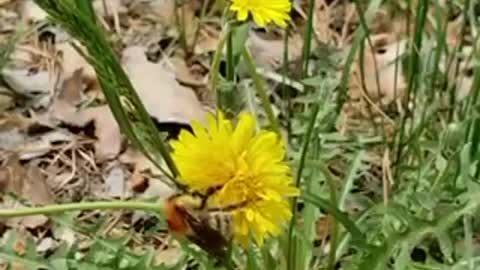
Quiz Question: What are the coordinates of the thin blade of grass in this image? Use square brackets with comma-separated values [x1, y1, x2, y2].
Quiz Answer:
[394, 0, 430, 171]
[298, 138, 320, 270]
[286, 103, 320, 270]
[301, 192, 368, 250]
[301, 0, 315, 78]
[335, 0, 383, 116]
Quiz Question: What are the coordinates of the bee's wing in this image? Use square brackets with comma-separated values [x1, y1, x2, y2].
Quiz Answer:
[183, 210, 231, 259]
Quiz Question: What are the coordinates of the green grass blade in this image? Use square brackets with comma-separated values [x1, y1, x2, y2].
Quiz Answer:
[394, 0, 429, 168]
[299, 139, 320, 270]
[286, 103, 320, 270]
[301, 193, 368, 250]
[338, 150, 365, 211]
[0, 27, 26, 69]
[301, 0, 315, 78]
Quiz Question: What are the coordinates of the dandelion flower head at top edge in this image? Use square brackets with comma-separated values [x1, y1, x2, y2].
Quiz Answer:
[170, 111, 299, 246]
[230, 0, 292, 28]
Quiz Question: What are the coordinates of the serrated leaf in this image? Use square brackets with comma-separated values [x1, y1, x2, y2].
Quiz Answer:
[246, 243, 261, 270]
[301, 75, 324, 87]
[24, 236, 40, 260]
[434, 230, 454, 263]
[50, 258, 69, 270]
[394, 242, 412, 270]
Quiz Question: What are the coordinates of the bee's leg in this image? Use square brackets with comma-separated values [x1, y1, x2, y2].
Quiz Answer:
[185, 191, 208, 210]
[209, 200, 249, 212]
[192, 186, 222, 210]
[167, 192, 183, 201]
[198, 198, 207, 210]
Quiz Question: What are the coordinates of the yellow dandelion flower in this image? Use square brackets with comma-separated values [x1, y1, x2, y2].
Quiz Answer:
[170, 111, 299, 246]
[230, 0, 292, 28]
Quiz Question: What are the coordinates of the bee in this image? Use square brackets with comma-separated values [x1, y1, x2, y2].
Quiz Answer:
[164, 192, 236, 260]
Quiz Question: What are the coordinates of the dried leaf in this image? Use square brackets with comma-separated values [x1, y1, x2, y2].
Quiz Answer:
[149, 0, 176, 25]
[0, 0, 12, 5]
[441, 18, 474, 102]
[0, 113, 29, 151]
[0, 112, 73, 160]
[56, 42, 97, 83]
[122, 46, 206, 125]
[313, 0, 340, 44]
[23, 160, 55, 204]
[119, 148, 164, 193]
[13, 236, 27, 256]
[129, 169, 148, 193]
[142, 179, 174, 201]
[0, 92, 13, 113]
[155, 246, 182, 266]
[19, 214, 49, 229]
[9, 46, 34, 69]
[92, 0, 126, 18]
[352, 34, 407, 106]
[0, 154, 54, 204]
[36, 237, 58, 253]
[50, 101, 122, 161]
[0, 126, 27, 152]
[247, 31, 303, 69]
[0, 112, 31, 131]
[19, 0, 47, 22]
[194, 28, 220, 54]
[59, 68, 83, 104]
[0, 154, 54, 229]
[0, 154, 23, 195]
[448, 58, 474, 102]
[1, 68, 55, 95]
[15, 130, 74, 160]
[170, 56, 206, 87]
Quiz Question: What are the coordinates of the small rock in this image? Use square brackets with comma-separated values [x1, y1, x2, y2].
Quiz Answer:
[2, 69, 54, 95]
[104, 165, 126, 198]
[36, 237, 58, 253]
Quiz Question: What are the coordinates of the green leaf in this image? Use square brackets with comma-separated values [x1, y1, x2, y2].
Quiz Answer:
[301, 75, 324, 87]
[339, 150, 365, 211]
[232, 23, 251, 56]
[301, 193, 368, 249]
[434, 230, 454, 264]
[246, 244, 261, 270]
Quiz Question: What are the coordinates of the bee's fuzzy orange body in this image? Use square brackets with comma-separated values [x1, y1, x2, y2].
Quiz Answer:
[164, 197, 190, 236]
[164, 195, 233, 260]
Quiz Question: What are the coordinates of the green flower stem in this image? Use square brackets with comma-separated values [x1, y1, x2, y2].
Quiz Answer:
[0, 201, 163, 218]
[282, 27, 291, 140]
[286, 103, 320, 270]
[324, 164, 339, 270]
[226, 26, 234, 82]
[191, 0, 211, 54]
[301, 0, 315, 78]
[242, 48, 280, 134]
[210, 24, 230, 108]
